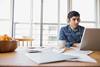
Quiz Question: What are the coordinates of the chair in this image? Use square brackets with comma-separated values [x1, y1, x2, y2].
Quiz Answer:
[15, 37, 33, 47]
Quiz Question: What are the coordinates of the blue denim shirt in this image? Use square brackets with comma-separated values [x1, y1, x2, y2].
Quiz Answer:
[59, 25, 84, 48]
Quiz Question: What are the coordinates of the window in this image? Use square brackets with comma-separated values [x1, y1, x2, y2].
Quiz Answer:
[60, 0, 68, 24]
[0, 0, 11, 35]
[12, 0, 97, 47]
[14, 0, 31, 37]
[13, 0, 68, 47]
[14, 0, 41, 47]
[72, 0, 96, 28]
[42, 0, 58, 47]
[14, 0, 31, 22]
[42, 0, 68, 47]
[32, 0, 41, 47]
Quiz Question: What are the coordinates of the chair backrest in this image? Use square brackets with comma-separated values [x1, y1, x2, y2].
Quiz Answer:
[15, 38, 33, 47]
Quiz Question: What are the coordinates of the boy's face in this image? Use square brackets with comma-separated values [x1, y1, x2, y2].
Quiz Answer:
[69, 16, 80, 29]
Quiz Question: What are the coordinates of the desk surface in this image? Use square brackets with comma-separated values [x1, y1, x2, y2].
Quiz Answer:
[0, 47, 100, 67]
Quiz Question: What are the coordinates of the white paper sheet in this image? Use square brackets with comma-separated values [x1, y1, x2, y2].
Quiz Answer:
[64, 50, 93, 55]
[53, 48, 96, 63]
[63, 52, 96, 63]
[52, 47, 93, 54]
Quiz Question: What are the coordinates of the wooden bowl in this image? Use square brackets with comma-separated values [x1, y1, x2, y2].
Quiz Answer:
[0, 40, 17, 53]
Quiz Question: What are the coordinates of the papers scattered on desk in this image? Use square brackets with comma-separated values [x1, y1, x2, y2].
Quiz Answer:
[25, 52, 77, 64]
[64, 50, 93, 55]
[53, 47, 93, 55]
[64, 54, 96, 63]
[26, 47, 97, 63]
[62, 50, 96, 63]
[52, 48, 96, 63]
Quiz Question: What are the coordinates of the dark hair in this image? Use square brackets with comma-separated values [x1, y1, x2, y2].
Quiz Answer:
[67, 11, 80, 20]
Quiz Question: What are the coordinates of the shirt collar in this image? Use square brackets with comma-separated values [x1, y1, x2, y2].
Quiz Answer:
[68, 25, 79, 32]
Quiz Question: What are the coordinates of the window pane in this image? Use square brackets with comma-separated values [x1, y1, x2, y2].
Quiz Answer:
[72, 0, 96, 21]
[43, 0, 58, 47]
[43, 0, 58, 23]
[0, 21, 11, 35]
[79, 23, 96, 28]
[43, 24, 58, 47]
[14, 0, 31, 22]
[32, 0, 41, 47]
[60, 0, 68, 23]
[14, 24, 30, 38]
[32, 23, 40, 47]
[0, 0, 10, 19]
[33, 0, 41, 22]
[0, 0, 11, 36]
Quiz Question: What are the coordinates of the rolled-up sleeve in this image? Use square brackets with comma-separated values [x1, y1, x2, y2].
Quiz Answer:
[59, 27, 73, 48]
[66, 42, 73, 48]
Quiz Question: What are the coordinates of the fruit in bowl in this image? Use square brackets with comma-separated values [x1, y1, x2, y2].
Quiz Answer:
[0, 34, 12, 41]
[0, 34, 17, 53]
